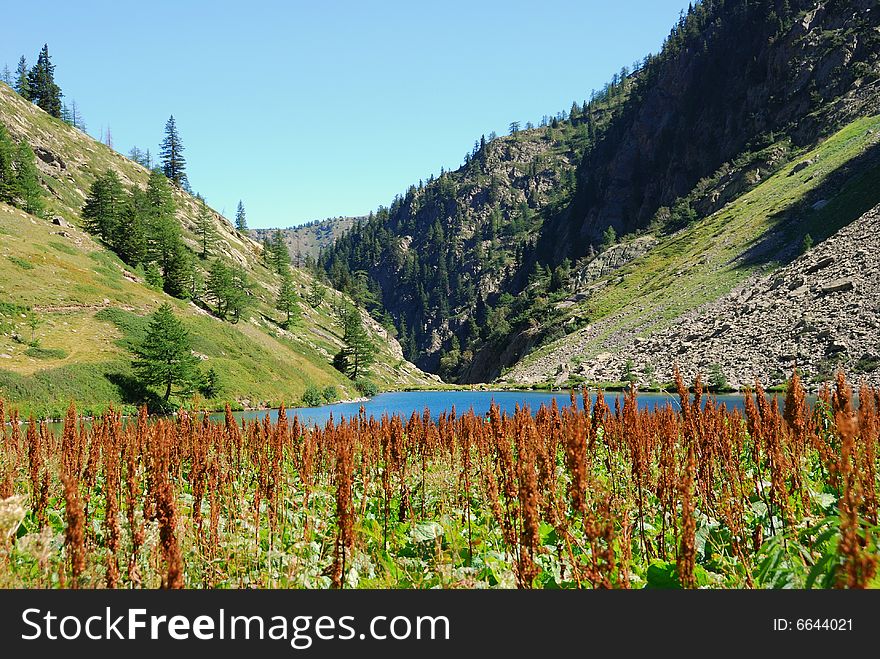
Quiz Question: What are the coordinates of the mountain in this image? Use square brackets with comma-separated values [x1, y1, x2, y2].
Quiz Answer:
[319, 0, 880, 387]
[251, 215, 361, 263]
[507, 120, 880, 387]
[0, 82, 434, 416]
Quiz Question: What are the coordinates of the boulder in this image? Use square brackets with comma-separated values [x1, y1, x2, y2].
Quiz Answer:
[820, 278, 854, 295]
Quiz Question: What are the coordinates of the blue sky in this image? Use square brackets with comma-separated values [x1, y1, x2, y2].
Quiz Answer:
[4, 0, 690, 228]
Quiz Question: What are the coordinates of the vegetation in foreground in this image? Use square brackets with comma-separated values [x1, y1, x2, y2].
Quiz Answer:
[0, 369, 877, 589]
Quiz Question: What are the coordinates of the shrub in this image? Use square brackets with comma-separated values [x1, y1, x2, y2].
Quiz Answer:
[200, 366, 222, 398]
[7, 255, 34, 270]
[301, 384, 323, 407]
[321, 385, 339, 403]
[709, 363, 730, 391]
[801, 233, 813, 253]
[24, 346, 68, 360]
[354, 378, 378, 397]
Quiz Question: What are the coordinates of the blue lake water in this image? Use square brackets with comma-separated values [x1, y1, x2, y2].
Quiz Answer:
[215, 389, 759, 427]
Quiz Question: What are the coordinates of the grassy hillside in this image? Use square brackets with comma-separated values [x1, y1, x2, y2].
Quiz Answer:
[0, 83, 434, 417]
[507, 114, 880, 384]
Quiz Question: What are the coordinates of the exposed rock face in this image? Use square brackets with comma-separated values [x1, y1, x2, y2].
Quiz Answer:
[540, 0, 880, 262]
[253, 216, 361, 262]
[571, 235, 658, 295]
[507, 203, 880, 388]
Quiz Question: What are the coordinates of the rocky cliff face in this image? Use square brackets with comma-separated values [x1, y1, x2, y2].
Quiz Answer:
[509, 202, 880, 389]
[542, 0, 880, 262]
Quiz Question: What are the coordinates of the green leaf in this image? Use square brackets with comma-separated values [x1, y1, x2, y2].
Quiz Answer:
[645, 560, 681, 589]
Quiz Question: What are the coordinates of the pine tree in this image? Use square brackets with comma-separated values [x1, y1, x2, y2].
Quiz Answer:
[601, 225, 617, 250]
[0, 125, 15, 204]
[14, 56, 30, 99]
[234, 200, 247, 231]
[145, 169, 179, 274]
[194, 195, 217, 258]
[27, 45, 62, 118]
[12, 141, 43, 215]
[115, 187, 148, 266]
[82, 170, 125, 241]
[206, 259, 233, 319]
[276, 271, 300, 327]
[307, 278, 325, 308]
[132, 303, 201, 402]
[227, 265, 252, 323]
[334, 305, 375, 380]
[163, 241, 195, 300]
[269, 229, 289, 274]
[1, 64, 10, 86]
[144, 262, 164, 290]
[160, 115, 187, 187]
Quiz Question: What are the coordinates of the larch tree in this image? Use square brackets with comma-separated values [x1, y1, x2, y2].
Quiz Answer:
[13, 140, 43, 215]
[14, 56, 30, 99]
[194, 195, 217, 259]
[227, 265, 253, 323]
[269, 230, 289, 275]
[82, 169, 125, 241]
[234, 200, 247, 231]
[160, 115, 187, 187]
[334, 305, 375, 380]
[132, 303, 201, 402]
[307, 278, 325, 308]
[0, 125, 15, 204]
[276, 271, 300, 327]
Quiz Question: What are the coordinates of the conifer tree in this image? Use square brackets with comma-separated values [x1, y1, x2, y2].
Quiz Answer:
[307, 278, 325, 308]
[227, 265, 252, 323]
[333, 305, 375, 380]
[14, 56, 30, 99]
[12, 141, 43, 215]
[276, 271, 300, 327]
[164, 241, 195, 300]
[115, 187, 149, 266]
[234, 200, 247, 231]
[82, 170, 125, 241]
[160, 115, 187, 187]
[194, 195, 217, 258]
[132, 303, 201, 402]
[206, 259, 233, 319]
[27, 45, 62, 118]
[145, 169, 179, 273]
[144, 262, 164, 290]
[269, 230, 289, 274]
[1, 64, 10, 86]
[0, 125, 15, 204]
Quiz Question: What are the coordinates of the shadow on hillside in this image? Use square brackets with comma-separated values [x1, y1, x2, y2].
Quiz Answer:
[734, 138, 880, 272]
[106, 373, 165, 412]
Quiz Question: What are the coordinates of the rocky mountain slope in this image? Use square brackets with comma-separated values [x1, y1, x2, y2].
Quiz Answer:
[540, 0, 880, 262]
[252, 215, 359, 262]
[506, 113, 880, 388]
[0, 82, 434, 415]
[510, 200, 880, 389]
